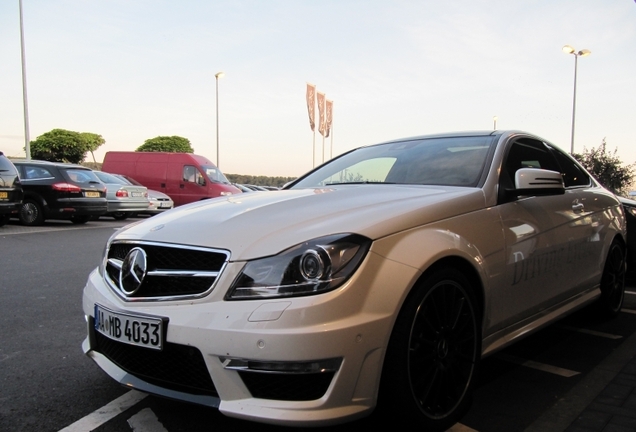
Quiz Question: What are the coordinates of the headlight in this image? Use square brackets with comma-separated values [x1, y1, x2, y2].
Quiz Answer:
[226, 234, 371, 300]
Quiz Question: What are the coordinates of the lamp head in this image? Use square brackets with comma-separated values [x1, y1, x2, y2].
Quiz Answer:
[562, 45, 575, 54]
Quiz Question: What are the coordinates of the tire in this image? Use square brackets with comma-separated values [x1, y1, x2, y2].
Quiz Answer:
[19, 200, 44, 226]
[597, 240, 626, 318]
[112, 212, 129, 220]
[0, 214, 9, 227]
[380, 268, 481, 431]
[71, 215, 91, 224]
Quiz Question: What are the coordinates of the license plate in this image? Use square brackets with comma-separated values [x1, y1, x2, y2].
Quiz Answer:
[131, 192, 143, 197]
[159, 202, 171, 208]
[85, 191, 100, 198]
[94, 304, 164, 350]
[0, 192, 7, 199]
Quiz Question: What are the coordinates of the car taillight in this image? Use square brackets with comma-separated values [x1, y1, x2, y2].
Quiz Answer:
[116, 189, 129, 197]
[52, 182, 82, 192]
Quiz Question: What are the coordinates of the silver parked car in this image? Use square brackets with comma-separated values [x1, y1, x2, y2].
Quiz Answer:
[92, 171, 149, 220]
[113, 174, 174, 215]
[82, 131, 626, 430]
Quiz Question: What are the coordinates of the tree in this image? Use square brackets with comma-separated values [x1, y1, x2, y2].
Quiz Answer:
[136, 136, 194, 153]
[573, 138, 635, 196]
[30, 129, 89, 164]
[80, 132, 105, 163]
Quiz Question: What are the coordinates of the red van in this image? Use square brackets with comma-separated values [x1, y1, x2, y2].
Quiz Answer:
[102, 152, 241, 206]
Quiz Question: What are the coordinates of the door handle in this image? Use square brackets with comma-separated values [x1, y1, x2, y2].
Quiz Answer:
[572, 203, 584, 213]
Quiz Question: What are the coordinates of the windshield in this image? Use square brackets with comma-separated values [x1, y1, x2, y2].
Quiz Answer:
[202, 165, 230, 183]
[94, 171, 127, 185]
[64, 169, 103, 184]
[291, 136, 494, 189]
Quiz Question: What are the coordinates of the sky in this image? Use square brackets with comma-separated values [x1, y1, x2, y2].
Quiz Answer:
[1, 0, 635, 177]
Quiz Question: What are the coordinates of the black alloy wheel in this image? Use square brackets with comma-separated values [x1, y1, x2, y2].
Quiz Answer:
[19, 200, 44, 226]
[381, 268, 480, 431]
[598, 240, 626, 318]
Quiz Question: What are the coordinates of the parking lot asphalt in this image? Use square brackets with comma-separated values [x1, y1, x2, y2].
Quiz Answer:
[525, 291, 636, 432]
[3, 219, 636, 432]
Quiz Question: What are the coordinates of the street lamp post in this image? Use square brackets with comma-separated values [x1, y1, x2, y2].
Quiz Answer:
[215, 71, 225, 168]
[19, 0, 31, 159]
[562, 45, 591, 154]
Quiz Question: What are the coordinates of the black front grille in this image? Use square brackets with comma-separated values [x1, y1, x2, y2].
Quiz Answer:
[94, 330, 218, 397]
[105, 241, 229, 300]
[238, 371, 335, 401]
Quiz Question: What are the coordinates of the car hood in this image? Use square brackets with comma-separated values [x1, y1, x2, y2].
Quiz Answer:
[114, 185, 486, 260]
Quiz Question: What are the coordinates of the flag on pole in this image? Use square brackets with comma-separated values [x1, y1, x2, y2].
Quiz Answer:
[317, 92, 326, 137]
[325, 99, 333, 138]
[306, 83, 316, 132]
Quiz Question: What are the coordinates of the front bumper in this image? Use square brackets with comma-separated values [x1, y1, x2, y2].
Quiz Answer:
[82, 252, 418, 426]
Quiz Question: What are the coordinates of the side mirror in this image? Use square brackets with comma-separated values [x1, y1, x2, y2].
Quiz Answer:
[509, 168, 565, 198]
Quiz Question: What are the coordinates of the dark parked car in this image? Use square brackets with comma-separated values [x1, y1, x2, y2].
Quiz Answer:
[0, 152, 23, 227]
[12, 160, 107, 226]
[619, 197, 636, 282]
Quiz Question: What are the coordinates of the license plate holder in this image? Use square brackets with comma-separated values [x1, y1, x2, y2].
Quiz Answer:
[0, 191, 7, 200]
[94, 304, 165, 350]
[85, 191, 100, 198]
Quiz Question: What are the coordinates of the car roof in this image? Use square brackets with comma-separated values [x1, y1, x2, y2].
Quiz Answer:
[11, 159, 91, 170]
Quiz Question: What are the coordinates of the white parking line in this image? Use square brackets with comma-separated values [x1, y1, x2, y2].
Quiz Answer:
[58, 390, 147, 432]
[447, 423, 479, 431]
[127, 408, 169, 432]
[559, 325, 623, 340]
[496, 353, 580, 377]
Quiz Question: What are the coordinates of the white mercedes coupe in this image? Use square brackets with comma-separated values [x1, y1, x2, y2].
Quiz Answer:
[82, 131, 626, 431]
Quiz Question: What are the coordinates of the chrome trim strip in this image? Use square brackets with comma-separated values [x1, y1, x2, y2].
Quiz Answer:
[220, 357, 343, 375]
[148, 270, 221, 277]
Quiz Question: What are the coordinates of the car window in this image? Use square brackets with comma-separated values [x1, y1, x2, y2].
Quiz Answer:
[65, 169, 102, 184]
[502, 139, 560, 184]
[548, 146, 591, 188]
[497, 138, 561, 203]
[23, 166, 54, 180]
[183, 165, 205, 185]
[292, 136, 494, 188]
[93, 171, 125, 184]
[0, 155, 18, 174]
[202, 165, 230, 184]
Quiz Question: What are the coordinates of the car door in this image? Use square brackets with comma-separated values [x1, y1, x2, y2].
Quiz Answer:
[489, 137, 592, 332]
[547, 143, 616, 298]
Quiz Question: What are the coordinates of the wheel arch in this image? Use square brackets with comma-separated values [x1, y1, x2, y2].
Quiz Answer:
[411, 255, 485, 323]
[22, 191, 49, 211]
